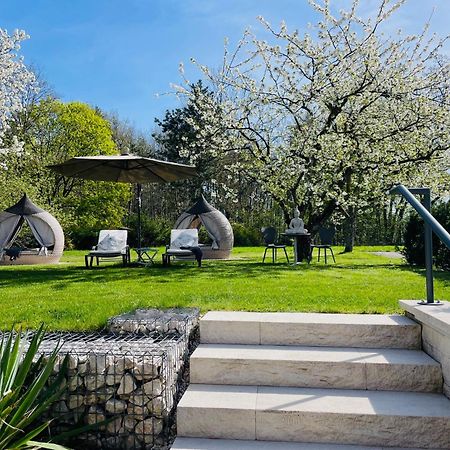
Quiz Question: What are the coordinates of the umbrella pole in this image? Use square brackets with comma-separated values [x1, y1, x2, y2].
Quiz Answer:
[137, 183, 142, 249]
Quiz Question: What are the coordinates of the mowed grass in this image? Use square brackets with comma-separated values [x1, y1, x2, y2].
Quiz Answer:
[2, 246, 449, 331]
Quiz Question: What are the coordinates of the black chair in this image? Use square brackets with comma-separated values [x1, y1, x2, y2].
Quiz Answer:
[310, 227, 336, 263]
[261, 227, 290, 263]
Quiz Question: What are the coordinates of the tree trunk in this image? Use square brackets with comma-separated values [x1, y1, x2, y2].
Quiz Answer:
[393, 201, 406, 245]
[307, 199, 338, 235]
[281, 204, 291, 226]
[343, 206, 356, 253]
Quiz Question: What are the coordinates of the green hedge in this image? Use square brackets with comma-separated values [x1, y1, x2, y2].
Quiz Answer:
[69, 217, 265, 249]
[68, 216, 172, 249]
[403, 201, 450, 270]
[231, 223, 262, 246]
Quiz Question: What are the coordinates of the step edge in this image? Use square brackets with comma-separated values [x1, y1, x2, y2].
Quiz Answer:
[172, 437, 434, 450]
[201, 312, 419, 326]
[190, 345, 440, 366]
[178, 384, 450, 418]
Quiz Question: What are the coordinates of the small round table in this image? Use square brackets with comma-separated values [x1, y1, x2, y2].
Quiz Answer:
[283, 232, 311, 264]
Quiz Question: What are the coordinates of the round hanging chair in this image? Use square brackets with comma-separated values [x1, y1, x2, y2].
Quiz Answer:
[0, 194, 64, 265]
[174, 196, 233, 259]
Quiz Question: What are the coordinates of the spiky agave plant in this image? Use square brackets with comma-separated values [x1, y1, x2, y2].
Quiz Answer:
[0, 325, 70, 449]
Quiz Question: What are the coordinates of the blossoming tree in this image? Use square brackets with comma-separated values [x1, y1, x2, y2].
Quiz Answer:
[0, 28, 35, 146]
[182, 0, 450, 250]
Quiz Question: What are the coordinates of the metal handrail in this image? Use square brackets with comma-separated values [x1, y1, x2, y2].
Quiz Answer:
[390, 184, 450, 304]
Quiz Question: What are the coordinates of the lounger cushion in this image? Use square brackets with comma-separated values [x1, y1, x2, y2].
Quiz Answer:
[97, 233, 126, 252]
[170, 229, 198, 248]
[165, 248, 195, 256]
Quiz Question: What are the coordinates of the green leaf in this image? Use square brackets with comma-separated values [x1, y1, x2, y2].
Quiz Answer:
[0, 325, 74, 449]
[27, 441, 71, 450]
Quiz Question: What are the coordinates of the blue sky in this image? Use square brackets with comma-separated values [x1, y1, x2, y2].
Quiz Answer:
[2, 0, 449, 135]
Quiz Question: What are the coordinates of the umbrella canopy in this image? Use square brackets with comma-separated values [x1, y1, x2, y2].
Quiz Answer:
[48, 152, 197, 250]
[48, 154, 196, 183]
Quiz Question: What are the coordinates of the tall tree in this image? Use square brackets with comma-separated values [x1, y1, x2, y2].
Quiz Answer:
[183, 0, 450, 250]
[103, 111, 155, 157]
[0, 28, 36, 198]
[151, 81, 227, 217]
[0, 28, 35, 145]
[2, 99, 131, 245]
[152, 81, 277, 223]
[153, 81, 222, 195]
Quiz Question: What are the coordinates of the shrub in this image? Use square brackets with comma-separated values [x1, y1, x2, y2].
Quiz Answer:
[231, 223, 262, 246]
[68, 216, 172, 249]
[198, 227, 213, 244]
[67, 228, 98, 250]
[68, 217, 270, 249]
[126, 215, 172, 247]
[403, 201, 450, 270]
[0, 325, 69, 449]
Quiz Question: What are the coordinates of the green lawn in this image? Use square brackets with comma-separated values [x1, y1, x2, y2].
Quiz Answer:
[2, 246, 449, 331]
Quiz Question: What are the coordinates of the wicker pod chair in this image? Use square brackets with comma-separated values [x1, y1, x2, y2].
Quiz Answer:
[174, 196, 234, 259]
[0, 194, 64, 265]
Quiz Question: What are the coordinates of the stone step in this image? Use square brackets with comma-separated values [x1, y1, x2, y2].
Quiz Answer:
[171, 437, 433, 450]
[200, 312, 421, 349]
[176, 384, 450, 448]
[190, 344, 442, 392]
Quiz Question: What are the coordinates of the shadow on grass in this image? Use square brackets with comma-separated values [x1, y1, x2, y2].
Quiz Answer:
[0, 261, 291, 288]
[424, 269, 450, 288]
[2, 257, 446, 290]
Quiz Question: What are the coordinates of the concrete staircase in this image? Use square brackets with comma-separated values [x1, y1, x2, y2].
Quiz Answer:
[172, 312, 450, 449]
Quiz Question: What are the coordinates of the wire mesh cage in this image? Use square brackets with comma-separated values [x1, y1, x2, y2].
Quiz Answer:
[1, 309, 199, 449]
[38, 331, 185, 449]
[107, 308, 199, 339]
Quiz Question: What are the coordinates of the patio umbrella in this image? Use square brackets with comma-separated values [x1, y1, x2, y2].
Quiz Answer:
[48, 150, 197, 249]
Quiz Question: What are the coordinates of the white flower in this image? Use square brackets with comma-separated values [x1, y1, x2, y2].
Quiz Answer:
[0, 28, 36, 145]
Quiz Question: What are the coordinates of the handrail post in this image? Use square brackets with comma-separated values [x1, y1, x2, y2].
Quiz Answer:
[421, 189, 434, 303]
[389, 184, 450, 306]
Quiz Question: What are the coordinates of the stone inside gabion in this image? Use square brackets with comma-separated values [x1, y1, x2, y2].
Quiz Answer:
[1, 309, 200, 450]
[35, 321, 197, 449]
[107, 308, 200, 337]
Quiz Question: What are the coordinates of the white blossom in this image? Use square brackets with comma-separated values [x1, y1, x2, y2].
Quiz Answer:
[0, 28, 36, 146]
[181, 0, 450, 224]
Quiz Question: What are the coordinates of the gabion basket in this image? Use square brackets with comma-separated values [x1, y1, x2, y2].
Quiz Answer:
[40, 331, 185, 450]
